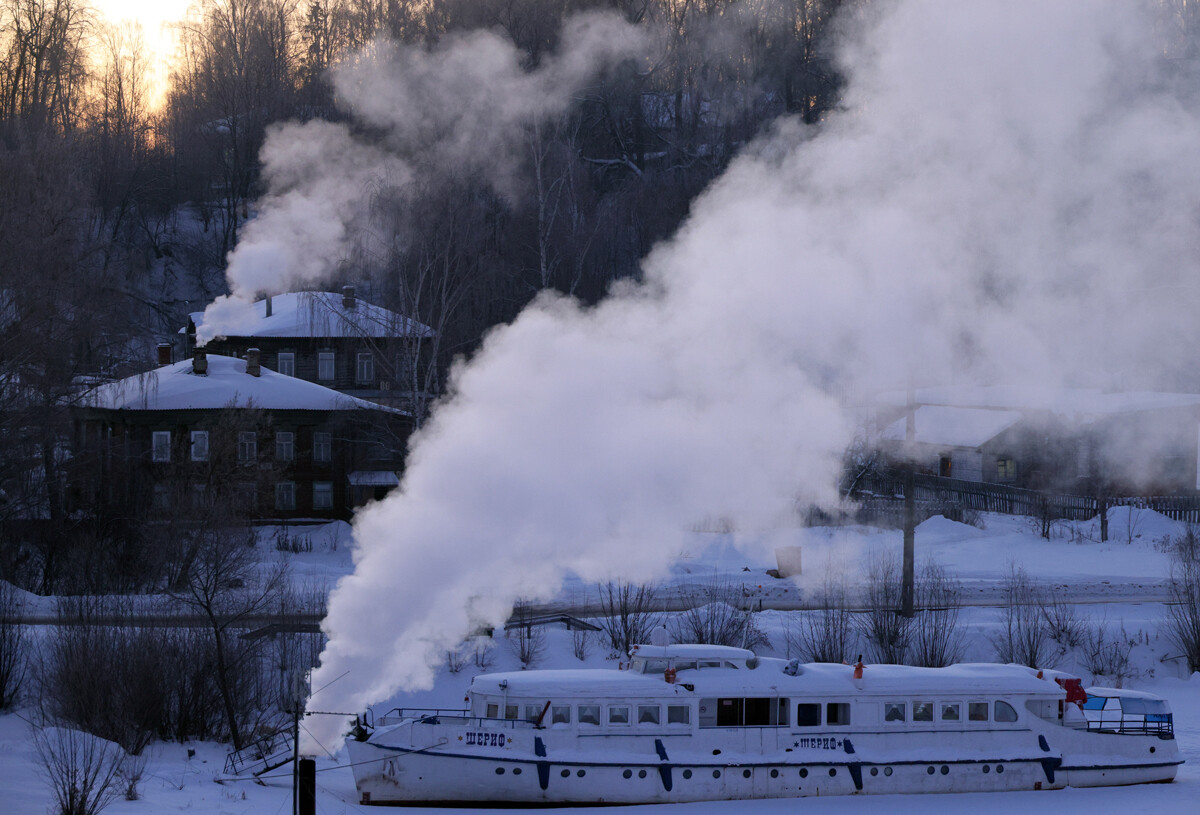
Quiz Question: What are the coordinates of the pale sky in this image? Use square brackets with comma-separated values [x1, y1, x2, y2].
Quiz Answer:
[92, 0, 194, 103]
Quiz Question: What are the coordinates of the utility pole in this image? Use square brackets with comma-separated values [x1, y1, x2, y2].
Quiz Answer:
[900, 384, 916, 618]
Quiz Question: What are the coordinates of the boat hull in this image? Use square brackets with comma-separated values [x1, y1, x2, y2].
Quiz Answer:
[346, 727, 1179, 805]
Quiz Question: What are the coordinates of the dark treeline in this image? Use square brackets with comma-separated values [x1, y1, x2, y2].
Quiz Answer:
[0, 0, 851, 595]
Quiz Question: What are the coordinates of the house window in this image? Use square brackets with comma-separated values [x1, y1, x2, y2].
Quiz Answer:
[313, 432, 331, 463]
[313, 481, 333, 510]
[275, 481, 296, 510]
[939, 456, 952, 477]
[236, 482, 258, 513]
[152, 431, 171, 462]
[275, 431, 294, 461]
[997, 457, 1017, 482]
[191, 484, 208, 510]
[191, 431, 209, 461]
[318, 350, 335, 380]
[276, 352, 295, 377]
[356, 352, 374, 384]
[152, 483, 170, 509]
[238, 431, 257, 462]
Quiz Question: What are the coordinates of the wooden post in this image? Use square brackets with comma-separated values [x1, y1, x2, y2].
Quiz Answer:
[901, 386, 916, 618]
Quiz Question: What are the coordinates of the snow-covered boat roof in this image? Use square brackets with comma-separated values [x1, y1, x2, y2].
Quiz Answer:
[80, 355, 407, 414]
[881, 405, 1023, 448]
[187, 291, 434, 340]
[470, 659, 1061, 700]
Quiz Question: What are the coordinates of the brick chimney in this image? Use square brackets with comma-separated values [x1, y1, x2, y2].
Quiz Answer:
[157, 343, 173, 366]
[246, 348, 261, 377]
[264, 294, 273, 318]
[342, 285, 356, 309]
[192, 349, 208, 375]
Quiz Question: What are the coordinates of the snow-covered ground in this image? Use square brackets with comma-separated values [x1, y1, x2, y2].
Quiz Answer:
[2, 508, 1199, 813]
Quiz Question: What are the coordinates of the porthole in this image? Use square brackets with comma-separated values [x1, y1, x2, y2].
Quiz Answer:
[713, 770, 722, 779]
[577, 770, 586, 778]
[884, 767, 893, 777]
[983, 765, 990, 774]
[638, 770, 647, 779]
[512, 768, 521, 776]
[829, 768, 837, 777]
[996, 764, 1004, 774]
[623, 770, 632, 779]
[682, 770, 693, 780]
[770, 769, 779, 779]
[926, 766, 935, 775]
[743, 769, 752, 779]
[561, 769, 570, 778]
[495, 768, 505, 775]
[870, 767, 879, 777]
[1151, 747, 1157, 754]
[940, 766, 949, 775]
[712, 749, 722, 756]
[799, 768, 808, 778]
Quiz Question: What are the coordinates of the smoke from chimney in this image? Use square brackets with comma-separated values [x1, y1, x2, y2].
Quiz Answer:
[292, 0, 1200, 749]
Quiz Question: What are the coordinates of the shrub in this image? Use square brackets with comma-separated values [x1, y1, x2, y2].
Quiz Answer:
[910, 561, 964, 668]
[991, 565, 1051, 668]
[857, 552, 911, 664]
[597, 581, 663, 656]
[33, 724, 125, 815]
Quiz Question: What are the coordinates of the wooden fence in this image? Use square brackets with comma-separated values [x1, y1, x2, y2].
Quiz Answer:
[848, 471, 1200, 526]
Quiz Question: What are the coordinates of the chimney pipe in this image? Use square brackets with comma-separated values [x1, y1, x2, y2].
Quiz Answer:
[157, 343, 173, 366]
[192, 349, 208, 375]
[264, 294, 273, 318]
[342, 285, 356, 309]
[246, 348, 261, 377]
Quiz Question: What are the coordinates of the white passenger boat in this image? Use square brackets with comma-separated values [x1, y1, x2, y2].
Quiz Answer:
[345, 644, 1181, 805]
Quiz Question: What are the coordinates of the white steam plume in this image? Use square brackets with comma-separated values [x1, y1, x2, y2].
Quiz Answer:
[305, 0, 1200, 747]
[195, 13, 648, 344]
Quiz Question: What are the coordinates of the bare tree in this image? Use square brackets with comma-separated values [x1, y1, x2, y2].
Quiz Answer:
[671, 577, 769, 649]
[1167, 527, 1200, 673]
[32, 724, 125, 815]
[167, 526, 288, 749]
[597, 580, 663, 656]
[0, 579, 28, 708]
[783, 570, 855, 663]
[507, 599, 546, 668]
[857, 551, 911, 664]
[991, 564, 1051, 668]
[910, 560, 964, 667]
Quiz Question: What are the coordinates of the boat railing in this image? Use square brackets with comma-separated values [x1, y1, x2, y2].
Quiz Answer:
[376, 707, 532, 729]
[1084, 714, 1173, 736]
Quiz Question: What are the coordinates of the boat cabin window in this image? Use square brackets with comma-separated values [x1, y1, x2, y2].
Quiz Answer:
[608, 706, 630, 725]
[940, 703, 960, 722]
[551, 705, 571, 725]
[701, 698, 789, 727]
[969, 702, 989, 722]
[994, 701, 1018, 723]
[913, 701, 934, 722]
[524, 704, 542, 722]
[638, 705, 660, 725]
[486, 703, 499, 718]
[505, 705, 518, 720]
[826, 703, 850, 726]
[884, 702, 906, 722]
[579, 705, 601, 726]
[643, 659, 669, 673]
[667, 705, 691, 725]
[674, 660, 698, 671]
[796, 704, 820, 727]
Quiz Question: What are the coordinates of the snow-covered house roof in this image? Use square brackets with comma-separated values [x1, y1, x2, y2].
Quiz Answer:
[81, 354, 406, 414]
[879, 386, 1200, 420]
[881, 406, 1023, 448]
[187, 291, 433, 340]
